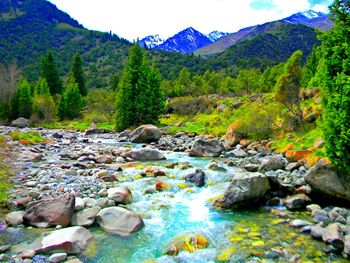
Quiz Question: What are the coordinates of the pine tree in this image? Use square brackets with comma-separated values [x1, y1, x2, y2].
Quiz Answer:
[71, 53, 87, 96]
[17, 79, 33, 119]
[115, 44, 163, 131]
[41, 51, 63, 95]
[58, 74, 83, 120]
[148, 62, 165, 121]
[320, 0, 350, 173]
[35, 77, 50, 96]
[275, 50, 303, 130]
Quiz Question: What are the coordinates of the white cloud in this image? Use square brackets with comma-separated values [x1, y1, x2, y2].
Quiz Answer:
[47, 0, 328, 41]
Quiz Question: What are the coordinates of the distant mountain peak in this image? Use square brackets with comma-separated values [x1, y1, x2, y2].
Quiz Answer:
[300, 10, 326, 19]
[139, 34, 164, 49]
[206, 31, 229, 42]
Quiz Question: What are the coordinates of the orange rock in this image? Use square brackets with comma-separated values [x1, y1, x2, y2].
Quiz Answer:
[282, 144, 295, 153]
[145, 168, 153, 174]
[225, 121, 243, 148]
[285, 150, 311, 162]
[155, 182, 169, 191]
[239, 139, 251, 148]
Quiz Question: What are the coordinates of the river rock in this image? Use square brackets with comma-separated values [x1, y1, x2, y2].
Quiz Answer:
[11, 117, 30, 128]
[322, 223, 344, 251]
[259, 155, 285, 172]
[107, 186, 133, 205]
[289, 219, 313, 228]
[23, 194, 75, 228]
[96, 207, 144, 236]
[310, 224, 325, 239]
[226, 148, 248, 158]
[215, 172, 270, 208]
[49, 253, 67, 263]
[12, 226, 95, 255]
[71, 206, 101, 227]
[131, 147, 165, 161]
[84, 123, 106, 135]
[344, 235, 350, 257]
[74, 197, 85, 212]
[129, 124, 161, 143]
[5, 211, 25, 226]
[189, 138, 225, 157]
[285, 194, 311, 210]
[305, 160, 350, 202]
[185, 169, 206, 187]
[163, 234, 209, 256]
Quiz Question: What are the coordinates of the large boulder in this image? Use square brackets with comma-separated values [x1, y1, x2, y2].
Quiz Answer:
[129, 124, 161, 143]
[185, 169, 206, 187]
[214, 173, 270, 208]
[5, 211, 25, 226]
[84, 123, 108, 135]
[305, 160, 350, 202]
[107, 186, 133, 205]
[131, 147, 165, 161]
[11, 117, 30, 128]
[189, 138, 225, 157]
[23, 194, 75, 228]
[96, 207, 144, 237]
[258, 155, 285, 172]
[71, 206, 101, 227]
[11, 226, 95, 255]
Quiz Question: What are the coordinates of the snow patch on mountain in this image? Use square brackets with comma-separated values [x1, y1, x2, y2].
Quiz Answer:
[139, 34, 165, 49]
[206, 31, 229, 42]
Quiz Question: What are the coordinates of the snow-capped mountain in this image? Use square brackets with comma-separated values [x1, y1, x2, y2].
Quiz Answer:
[206, 31, 229, 42]
[154, 27, 213, 54]
[139, 34, 165, 49]
[283, 10, 333, 31]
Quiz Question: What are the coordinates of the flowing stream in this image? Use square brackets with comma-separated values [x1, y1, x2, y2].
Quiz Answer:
[1, 139, 348, 263]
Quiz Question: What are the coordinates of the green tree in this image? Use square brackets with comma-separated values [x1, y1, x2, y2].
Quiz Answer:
[41, 51, 63, 95]
[115, 44, 163, 131]
[320, 0, 350, 173]
[58, 75, 83, 120]
[32, 78, 56, 122]
[234, 68, 261, 95]
[301, 45, 321, 87]
[71, 53, 87, 96]
[17, 79, 33, 119]
[173, 67, 191, 97]
[275, 50, 303, 129]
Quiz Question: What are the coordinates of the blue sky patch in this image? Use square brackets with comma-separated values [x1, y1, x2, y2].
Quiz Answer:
[250, 0, 275, 10]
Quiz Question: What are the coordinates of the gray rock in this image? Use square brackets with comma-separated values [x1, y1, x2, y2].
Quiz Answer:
[207, 162, 227, 172]
[344, 235, 350, 257]
[285, 194, 311, 210]
[96, 198, 109, 208]
[259, 155, 285, 172]
[185, 169, 206, 187]
[131, 148, 165, 161]
[5, 211, 25, 226]
[189, 138, 225, 157]
[71, 206, 101, 227]
[11, 117, 30, 128]
[289, 219, 313, 228]
[322, 223, 344, 251]
[49, 253, 67, 263]
[216, 172, 270, 208]
[226, 148, 248, 158]
[311, 225, 325, 239]
[306, 204, 322, 212]
[129, 124, 161, 143]
[74, 197, 85, 212]
[285, 162, 301, 171]
[96, 207, 144, 237]
[0, 245, 11, 253]
[244, 163, 260, 172]
[82, 198, 97, 208]
[305, 160, 350, 202]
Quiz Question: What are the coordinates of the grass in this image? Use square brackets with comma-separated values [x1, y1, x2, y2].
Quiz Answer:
[10, 131, 49, 145]
[0, 136, 13, 207]
[37, 121, 114, 132]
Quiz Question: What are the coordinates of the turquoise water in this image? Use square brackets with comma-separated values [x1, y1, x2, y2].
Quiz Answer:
[1, 147, 349, 262]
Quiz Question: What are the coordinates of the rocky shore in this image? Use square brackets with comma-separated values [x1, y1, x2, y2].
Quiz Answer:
[0, 124, 350, 262]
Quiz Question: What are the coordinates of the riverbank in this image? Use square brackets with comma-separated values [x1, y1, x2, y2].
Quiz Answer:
[0, 124, 349, 262]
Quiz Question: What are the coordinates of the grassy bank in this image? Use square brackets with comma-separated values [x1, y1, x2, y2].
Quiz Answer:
[0, 136, 13, 208]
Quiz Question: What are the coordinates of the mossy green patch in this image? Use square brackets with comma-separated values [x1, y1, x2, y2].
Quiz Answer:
[10, 131, 48, 144]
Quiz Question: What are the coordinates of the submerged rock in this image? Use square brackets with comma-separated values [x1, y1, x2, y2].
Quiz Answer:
[23, 194, 75, 228]
[185, 169, 206, 187]
[129, 124, 161, 143]
[96, 207, 144, 237]
[189, 138, 225, 157]
[163, 234, 209, 256]
[214, 173, 270, 209]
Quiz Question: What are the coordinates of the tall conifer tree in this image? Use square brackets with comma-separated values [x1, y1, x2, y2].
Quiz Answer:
[71, 53, 87, 96]
[41, 52, 63, 95]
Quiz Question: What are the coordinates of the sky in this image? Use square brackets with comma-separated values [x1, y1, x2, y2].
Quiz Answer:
[48, 0, 333, 41]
